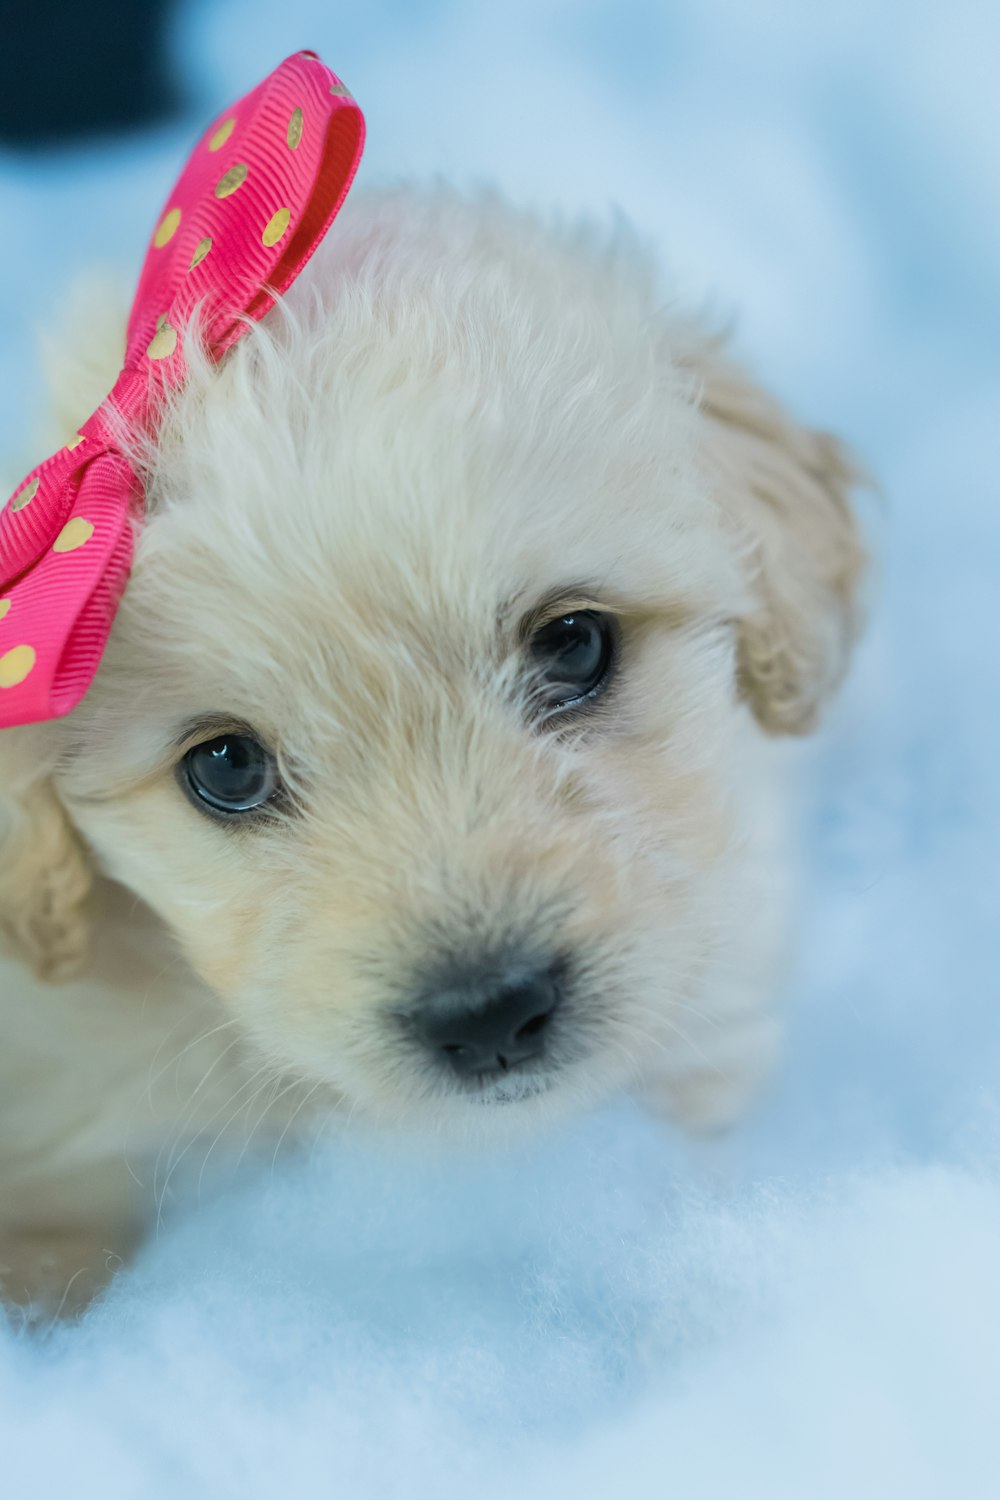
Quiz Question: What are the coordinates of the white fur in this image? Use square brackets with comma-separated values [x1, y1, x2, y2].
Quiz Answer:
[0, 186, 864, 1313]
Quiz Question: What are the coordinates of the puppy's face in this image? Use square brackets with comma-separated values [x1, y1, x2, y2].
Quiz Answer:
[3, 192, 864, 1133]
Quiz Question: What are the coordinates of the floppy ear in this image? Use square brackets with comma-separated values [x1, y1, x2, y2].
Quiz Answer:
[0, 281, 125, 979]
[688, 336, 868, 735]
[0, 740, 94, 981]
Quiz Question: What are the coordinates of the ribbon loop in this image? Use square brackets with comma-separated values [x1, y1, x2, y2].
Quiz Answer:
[0, 52, 364, 729]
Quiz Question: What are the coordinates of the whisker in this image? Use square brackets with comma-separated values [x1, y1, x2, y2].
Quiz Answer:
[154, 1063, 273, 1230]
[196, 1069, 287, 1201]
[268, 1081, 324, 1178]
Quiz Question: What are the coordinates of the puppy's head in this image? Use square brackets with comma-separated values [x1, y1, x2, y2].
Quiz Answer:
[0, 190, 865, 1132]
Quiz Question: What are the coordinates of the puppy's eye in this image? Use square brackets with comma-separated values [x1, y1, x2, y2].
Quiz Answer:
[529, 610, 616, 711]
[180, 734, 278, 817]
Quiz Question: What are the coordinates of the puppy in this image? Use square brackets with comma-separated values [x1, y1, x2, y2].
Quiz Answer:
[0, 186, 865, 1313]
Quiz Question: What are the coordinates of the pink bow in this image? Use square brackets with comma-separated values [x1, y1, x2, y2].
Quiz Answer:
[0, 51, 364, 728]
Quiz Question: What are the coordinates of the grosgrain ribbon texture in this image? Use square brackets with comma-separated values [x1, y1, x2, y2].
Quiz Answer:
[0, 51, 365, 728]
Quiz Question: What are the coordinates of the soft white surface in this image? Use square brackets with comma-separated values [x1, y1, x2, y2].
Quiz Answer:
[1, 1, 998, 1494]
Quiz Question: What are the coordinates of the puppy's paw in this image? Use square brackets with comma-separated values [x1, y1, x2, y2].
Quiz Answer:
[644, 1013, 783, 1135]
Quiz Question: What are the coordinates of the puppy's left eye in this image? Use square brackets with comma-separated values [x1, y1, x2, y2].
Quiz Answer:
[180, 734, 278, 817]
[529, 610, 616, 711]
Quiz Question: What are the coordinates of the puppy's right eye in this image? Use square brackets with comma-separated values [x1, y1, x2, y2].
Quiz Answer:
[528, 610, 617, 713]
[180, 734, 278, 817]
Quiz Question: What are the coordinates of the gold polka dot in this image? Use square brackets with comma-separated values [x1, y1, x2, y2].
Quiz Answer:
[0, 599, 10, 622]
[208, 117, 236, 152]
[0, 645, 35, 689]
[66, 434, 85, 451]
[262, 207, 291, 248]
[188, 236, 213, 271]
[53, 518, 95, 553]
[147, 322, 178, 361]
[10, 477, 39, 513]
[153, 207, 181, 248]
[215, 163, 248, 199]
[329, 82, 352, 98]
[287, 107, 304, 150]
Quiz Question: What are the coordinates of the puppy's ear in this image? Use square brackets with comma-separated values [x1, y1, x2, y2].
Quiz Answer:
[689, 338, 867, 735]
[0, 283, 118, 979]
[0, 744, 93, 981]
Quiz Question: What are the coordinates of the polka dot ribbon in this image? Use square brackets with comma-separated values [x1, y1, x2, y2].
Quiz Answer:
[0, 51, 364, 728]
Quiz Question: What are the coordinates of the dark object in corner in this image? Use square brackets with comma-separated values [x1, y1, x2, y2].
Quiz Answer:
[0, 0, 182, 149]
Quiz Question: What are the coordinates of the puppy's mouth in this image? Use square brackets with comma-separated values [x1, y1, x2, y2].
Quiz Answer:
[462, 1063, 555, 1107]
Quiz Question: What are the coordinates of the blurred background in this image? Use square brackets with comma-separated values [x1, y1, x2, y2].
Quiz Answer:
[1, 3, 998, 1495]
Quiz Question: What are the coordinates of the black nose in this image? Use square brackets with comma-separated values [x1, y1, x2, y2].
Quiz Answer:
[413, 964, 562, 1078]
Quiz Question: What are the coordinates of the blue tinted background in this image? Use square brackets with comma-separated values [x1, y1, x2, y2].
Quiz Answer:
[1, 3, 998, 1495]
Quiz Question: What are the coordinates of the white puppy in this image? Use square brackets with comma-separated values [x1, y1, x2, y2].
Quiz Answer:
[0, 186, 865, 1313]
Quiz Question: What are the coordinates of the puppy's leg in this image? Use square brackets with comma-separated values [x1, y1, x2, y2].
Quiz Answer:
[0, 1217, 142, 1322]
[642, 1007, 783, 1135]
[644, 747, 793, 1135]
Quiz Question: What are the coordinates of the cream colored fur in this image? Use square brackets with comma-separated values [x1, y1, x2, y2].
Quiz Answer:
[0, 186, 865, 1314]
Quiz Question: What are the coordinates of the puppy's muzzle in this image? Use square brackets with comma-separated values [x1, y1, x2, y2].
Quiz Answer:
[408, 961, 563, 1080]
